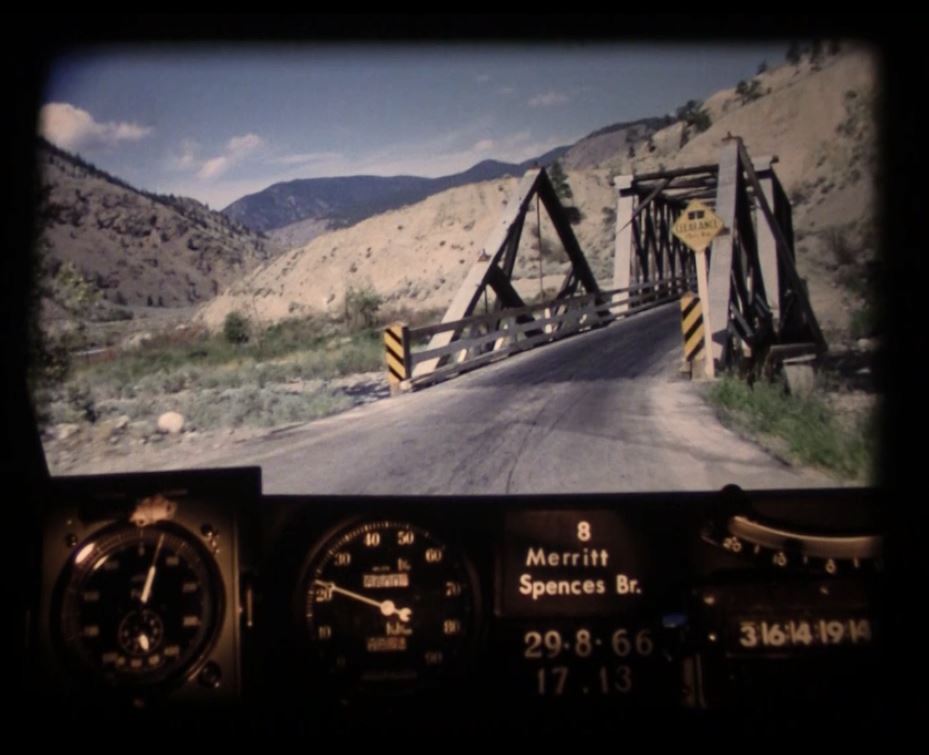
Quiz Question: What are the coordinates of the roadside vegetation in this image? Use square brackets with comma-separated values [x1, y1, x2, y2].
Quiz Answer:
[31, 287, 403, 457]
[705, 373, 878, 483]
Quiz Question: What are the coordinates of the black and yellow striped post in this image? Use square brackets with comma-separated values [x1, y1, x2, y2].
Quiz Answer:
[384, 322, 411, 394]
[680, 292, 705, 370]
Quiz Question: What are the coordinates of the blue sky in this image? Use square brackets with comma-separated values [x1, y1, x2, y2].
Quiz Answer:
[39, 43, 786, 210]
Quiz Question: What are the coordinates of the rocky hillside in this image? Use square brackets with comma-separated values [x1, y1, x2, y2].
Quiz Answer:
[560, 116, 670, 170]
[35, 139, 280, 315]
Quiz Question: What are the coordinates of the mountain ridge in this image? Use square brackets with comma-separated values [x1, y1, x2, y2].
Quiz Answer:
[221, 147, 574, 236]
[220, 119, 672, 241]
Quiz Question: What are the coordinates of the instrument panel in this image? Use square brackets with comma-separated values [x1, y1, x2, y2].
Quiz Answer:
[25, 468, 888, 740]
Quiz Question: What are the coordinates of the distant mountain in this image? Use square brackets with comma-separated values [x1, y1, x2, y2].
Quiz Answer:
[35, 138, 280, 312]
[221, 147, 570, 238]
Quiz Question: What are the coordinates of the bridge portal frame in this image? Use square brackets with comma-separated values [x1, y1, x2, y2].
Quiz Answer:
[612, 140, 825, 377]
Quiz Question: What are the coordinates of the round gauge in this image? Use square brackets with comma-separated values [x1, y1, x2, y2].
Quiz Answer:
[300, 520, 479, 692]
[54, 522, 224, 690]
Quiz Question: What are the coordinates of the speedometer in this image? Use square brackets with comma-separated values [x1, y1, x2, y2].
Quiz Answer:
[299, 520, 479, 693]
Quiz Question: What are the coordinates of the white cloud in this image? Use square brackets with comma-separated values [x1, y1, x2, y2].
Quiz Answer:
[497, 85, 515, 96]
[271, 151, 343, 167]
[195, 132, 266, 180]
[227, 133, 264, 154]
[198, 156, 231, 180]
[475, 73, 492, 84]
[528, 91, 569, 108]
[347, 129, 567, 179]
[168, 139, 199, 171]
[39, 102, 152, 151]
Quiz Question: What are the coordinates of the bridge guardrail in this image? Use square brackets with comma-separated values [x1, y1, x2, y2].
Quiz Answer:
[392, 275, 693, 390]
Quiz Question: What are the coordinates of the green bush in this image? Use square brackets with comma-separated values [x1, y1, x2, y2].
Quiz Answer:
[343, 287, 382, 331]
[547, 162, 573, 201]
[849, 304, 878, 339]
[223, 311, 250, 344]
[707, 375, 876, 481]
[736, 79, 763, 105]
[676, 100, 711, 133]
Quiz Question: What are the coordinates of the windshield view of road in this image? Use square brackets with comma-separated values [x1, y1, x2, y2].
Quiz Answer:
[47, 304, 834, 494]
[31, 42, 880, 491]
[192, 304, 842, 494]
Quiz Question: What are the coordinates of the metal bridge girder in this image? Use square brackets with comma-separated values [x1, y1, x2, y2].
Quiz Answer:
[415, 168, 601, 377]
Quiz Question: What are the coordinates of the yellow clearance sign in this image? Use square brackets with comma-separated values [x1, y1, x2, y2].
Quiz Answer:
[672, 199, 725, 253]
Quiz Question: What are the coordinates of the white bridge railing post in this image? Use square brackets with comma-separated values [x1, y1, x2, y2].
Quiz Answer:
[612, 174, 635, 314]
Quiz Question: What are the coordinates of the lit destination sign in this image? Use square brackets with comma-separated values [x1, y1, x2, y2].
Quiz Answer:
[499, 510, 654, 617]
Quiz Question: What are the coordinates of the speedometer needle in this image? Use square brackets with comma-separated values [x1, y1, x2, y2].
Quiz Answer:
[314, 580, 412, 623]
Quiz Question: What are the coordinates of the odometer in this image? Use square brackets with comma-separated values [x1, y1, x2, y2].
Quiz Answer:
[300, 520, 478, 692]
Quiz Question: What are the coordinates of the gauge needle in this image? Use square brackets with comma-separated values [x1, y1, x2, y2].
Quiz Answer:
[140, 533, 165, 605]
[314, 580, 412, 623]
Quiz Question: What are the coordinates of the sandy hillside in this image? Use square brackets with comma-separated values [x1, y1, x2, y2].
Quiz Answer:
[562, 46, 878, 341]
[589, 46, 876, 196]
[200, 46, 878, 342]
[198, 171, 616, 329]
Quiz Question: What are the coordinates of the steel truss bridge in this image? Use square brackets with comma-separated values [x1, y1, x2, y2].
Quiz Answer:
[385, 138, 824, 390]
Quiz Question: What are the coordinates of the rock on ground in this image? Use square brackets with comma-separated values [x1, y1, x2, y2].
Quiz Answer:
[157, 411, 185, 434]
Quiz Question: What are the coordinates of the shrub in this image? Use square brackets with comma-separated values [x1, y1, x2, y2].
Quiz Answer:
[825, 228, 855, 267]
[707, 375, 875, 481]
[564, 206, 583, 225]
[547, 162, 573, 201]
[538, 239, 561, 261]
[343, 287, 382, 331]
[601, 206, 617, 230]
[223, 311, 250, 344]
[676, 100, 711, 145]
[735, 79, 763, 105]
[97, 307, 134, 322]
[850, 304, 878, 340]
[810, 39, 824, 66]
[50, 260, 100, 316]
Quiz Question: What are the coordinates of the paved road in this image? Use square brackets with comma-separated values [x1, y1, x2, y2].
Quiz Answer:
[194, 303, 833, 494]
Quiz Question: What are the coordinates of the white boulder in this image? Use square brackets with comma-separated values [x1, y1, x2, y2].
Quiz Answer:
[157, 411, 185, 434]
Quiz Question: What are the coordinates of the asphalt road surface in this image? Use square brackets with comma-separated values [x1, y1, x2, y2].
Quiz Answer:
[197, 303, 833, 494]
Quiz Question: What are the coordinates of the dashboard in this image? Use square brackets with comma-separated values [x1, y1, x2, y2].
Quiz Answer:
[23, 467, 888, 741]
